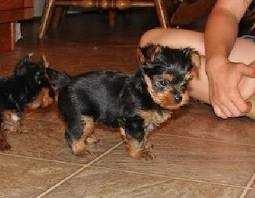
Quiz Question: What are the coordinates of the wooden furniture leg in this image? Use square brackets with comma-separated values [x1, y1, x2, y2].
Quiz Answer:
[108, 9, 116, 27]
[38, 0, 167, 39]
[51, 6, 66, 30]
[154, 0, 169, 28]
[0, 23, 15, 53]
[39, 0, 55, 39]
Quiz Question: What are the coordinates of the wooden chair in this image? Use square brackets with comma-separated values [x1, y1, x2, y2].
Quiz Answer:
[38, 0, 170, 39]
[0, 0, 34, 52]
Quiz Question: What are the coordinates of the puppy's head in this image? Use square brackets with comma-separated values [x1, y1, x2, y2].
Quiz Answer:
[45, 68, 71, 91]
[138, 44, 200, 110]
[14, 53, 48, 86]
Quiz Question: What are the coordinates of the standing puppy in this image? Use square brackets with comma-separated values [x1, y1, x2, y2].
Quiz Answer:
[47, 45, 199, 159]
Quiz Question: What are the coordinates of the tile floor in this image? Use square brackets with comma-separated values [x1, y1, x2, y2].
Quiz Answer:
[0, 11, 254, 198]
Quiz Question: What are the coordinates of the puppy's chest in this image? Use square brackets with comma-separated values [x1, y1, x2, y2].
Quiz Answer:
[137, 109, 171, 132]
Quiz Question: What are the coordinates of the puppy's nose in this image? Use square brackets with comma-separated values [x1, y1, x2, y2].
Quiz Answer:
[174, 94, 182, 103]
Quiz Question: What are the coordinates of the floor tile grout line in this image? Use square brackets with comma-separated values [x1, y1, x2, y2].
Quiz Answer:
[94, 165, 255, 190]
[115, 179, 173, 195]
[240, 173, 255, 198]
[157, 133, 255, 148]
[0, 152, 85, 166]
[36, 141, 123, 198]
[3, 149, 252, 191]
[1, 142, 254, 191]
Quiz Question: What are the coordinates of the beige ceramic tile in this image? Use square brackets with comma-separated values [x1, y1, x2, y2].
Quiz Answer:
[163, 102, 255, 146]
[246, 189, 255, 198]
[3, 115, 122, 164]
[95, 133, 255, 187]
[44, 167, 167, 198]
[0, 154, 80, 197]
[128, 179, 243, 198]
[44, 167, 243, 198]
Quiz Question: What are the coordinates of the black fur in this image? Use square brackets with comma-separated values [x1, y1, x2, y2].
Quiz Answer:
[46, 45, 196, 158]
[0, 55, 49, 150]
[0, 56, 48, 112]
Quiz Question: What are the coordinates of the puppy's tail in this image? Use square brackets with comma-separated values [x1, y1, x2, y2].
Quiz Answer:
[45, 68, 71, 91]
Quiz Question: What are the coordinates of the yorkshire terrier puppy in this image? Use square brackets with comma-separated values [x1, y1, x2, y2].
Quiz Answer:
[0, 54, 52, 150]
[46, 44, 199, 159]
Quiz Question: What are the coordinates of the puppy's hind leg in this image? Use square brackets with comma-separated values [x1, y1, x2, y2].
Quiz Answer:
[64, 112, 87, 155]
[58, 95, 86, 155]
[59, 95, 96, 155]
[66, 115, 95, 156]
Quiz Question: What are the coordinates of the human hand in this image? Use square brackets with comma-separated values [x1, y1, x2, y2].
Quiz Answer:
[239, 61, 255, 100]
[206, 57, 255, 119]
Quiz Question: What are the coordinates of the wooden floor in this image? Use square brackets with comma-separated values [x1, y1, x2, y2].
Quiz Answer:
[0, 11, 255, 198]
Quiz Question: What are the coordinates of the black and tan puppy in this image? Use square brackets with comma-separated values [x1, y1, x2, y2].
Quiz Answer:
[0, 54, 53, 150]
[46, 45, 199, 159]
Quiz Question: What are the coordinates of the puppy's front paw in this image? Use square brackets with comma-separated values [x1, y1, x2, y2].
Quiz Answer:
[1, 111, 21, 133]
[86, 134, 100, 144]
[125, 138, 155, 160]
[71, 139, 87, 156]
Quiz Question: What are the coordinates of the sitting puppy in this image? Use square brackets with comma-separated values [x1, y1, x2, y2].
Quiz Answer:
[46, 45, 199, 159]
[0, 54, 52, 150]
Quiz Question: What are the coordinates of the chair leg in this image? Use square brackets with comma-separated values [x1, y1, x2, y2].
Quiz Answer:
[51, 6, 66, 30]
[154, 0, 170, 28]
[38, 0, 55, 39]
[108, 9, 116, 27]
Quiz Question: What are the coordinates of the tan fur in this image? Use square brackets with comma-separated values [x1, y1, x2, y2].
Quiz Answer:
[26, 88, 54, 110]
[71, 116, 95, 155]
[246, 96, 255, 119]
[137, 109, 171, 129]
[162, 73, 174, 81]
[120, 128, 143, 159]
[1, 111, 21, 133]
[144, 74, 189, 110]
[189, 51, 201, 79]
[120, 128, 154, 159]
[81, 116, 97, 144]
[71, 139, 87, 155]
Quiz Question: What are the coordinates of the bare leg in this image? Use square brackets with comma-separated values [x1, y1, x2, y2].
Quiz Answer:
[139, 28, 255, 108]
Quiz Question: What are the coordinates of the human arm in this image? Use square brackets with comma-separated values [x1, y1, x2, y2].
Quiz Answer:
[204, 0, 255, 118]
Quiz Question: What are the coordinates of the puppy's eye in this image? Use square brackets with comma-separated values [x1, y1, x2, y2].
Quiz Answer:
[155, 80, 169, 89]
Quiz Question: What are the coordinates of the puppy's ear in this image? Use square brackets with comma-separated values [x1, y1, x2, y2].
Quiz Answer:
[137, 44, 162, 65]
[182, 48, 201, 68]
[183, 48, 201, 78]
[16, 53, 33, 67]
[39, 54, 49, 68]
[190, 50, 201, 78]
[15, 53, 34, 76]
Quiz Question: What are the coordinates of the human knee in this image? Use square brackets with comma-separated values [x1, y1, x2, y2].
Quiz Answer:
[140, 28, 205, 54]
[139, 28, 165, 47]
